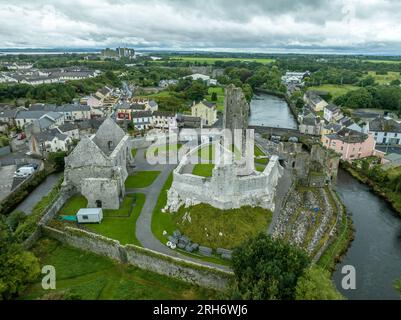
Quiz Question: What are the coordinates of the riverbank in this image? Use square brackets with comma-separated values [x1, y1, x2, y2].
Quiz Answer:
[341, 161, 401, 217]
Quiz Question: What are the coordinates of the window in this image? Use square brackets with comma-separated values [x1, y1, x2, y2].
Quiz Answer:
[108, 141, 114, 150]
[82, 215, 88, 220]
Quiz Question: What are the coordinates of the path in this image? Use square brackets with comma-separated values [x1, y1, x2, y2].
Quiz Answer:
[16, 172, 62, 215]
[128, 148, 231, 272]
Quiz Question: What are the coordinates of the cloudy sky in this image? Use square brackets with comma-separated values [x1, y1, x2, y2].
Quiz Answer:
[1, 0, 401, 54]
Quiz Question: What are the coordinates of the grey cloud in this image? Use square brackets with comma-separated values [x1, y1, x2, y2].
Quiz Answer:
[0, 0, 401, 54]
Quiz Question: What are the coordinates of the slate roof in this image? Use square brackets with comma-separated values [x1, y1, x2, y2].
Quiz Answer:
[92, 118, 126, 155]
[58, 123, 79, 132]
[325, 128, 368, 143]
[153, 111, 176, 117]
[325, 103, 341, 112]
[200, 100, 216, 109]
[369, 117, 401, 133]
[132, 111, 152, 118]
[33, 128, 69, 143]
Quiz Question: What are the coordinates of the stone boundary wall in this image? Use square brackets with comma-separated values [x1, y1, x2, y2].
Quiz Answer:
[42, 225, 233, 291]
[130, 137, 153, 149]
[23, 187, 75, 249]
[312, 188, 343, 263]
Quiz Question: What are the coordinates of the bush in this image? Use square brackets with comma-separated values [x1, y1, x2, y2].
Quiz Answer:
[295, 266, 344, 300]
[231, 233, 310, 300]
[0, 170, 50, 216]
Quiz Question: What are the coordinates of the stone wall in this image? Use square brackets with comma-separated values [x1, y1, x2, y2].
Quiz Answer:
[42, 225, 233, 291]
[167, 148, 283, 211]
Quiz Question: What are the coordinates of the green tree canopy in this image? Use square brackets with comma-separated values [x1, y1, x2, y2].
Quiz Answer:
[231, 233, 310, 300]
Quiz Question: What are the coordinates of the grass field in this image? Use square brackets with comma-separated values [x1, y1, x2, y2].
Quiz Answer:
[365, 71, 401, 85]
[86, 194, 145, 246]
[150, 173, 230, 265]
[125, 171, 160, 188]
[307, 84, 360, 99]
[58, 194, 145, 246]
[169, 56, 275, 65]
[206, 86, 225, 112]
[21, 238, 216, 300]
[192, 164, 215, 177]
[363, 59, 401, 64]
[173, 204, 272, 250]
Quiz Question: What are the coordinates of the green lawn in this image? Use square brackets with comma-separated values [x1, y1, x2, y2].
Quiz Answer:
[307, 84, 359, 100]
[21, 238, 216, 300]
[206, 87, 225, 112]
[170, 56, 275, 65]
[192, 164, 215, 177]
[58, 195, 88, 216]
[58, 194, 145, 246]
[173, 204, 273, 250]
[86, 194, 145, 246]
[125, 171, 160, 188]
[150, 173, 229, 266]
[365, 71, 401, 85]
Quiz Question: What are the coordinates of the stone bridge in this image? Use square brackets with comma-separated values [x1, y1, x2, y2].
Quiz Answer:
[249, 125, 304, 138]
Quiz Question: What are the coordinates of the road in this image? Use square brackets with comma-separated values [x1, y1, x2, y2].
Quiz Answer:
[128, 147, 231, 272]
[16, 172, 62, 215]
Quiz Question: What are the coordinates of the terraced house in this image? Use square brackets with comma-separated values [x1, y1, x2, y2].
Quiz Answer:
[322, 128, 377, 161]
[368, 116, 401, 145]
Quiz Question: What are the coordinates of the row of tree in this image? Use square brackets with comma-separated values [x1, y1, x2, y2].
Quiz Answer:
[0, 71, 120, 105]
[334, 85, 401, 111]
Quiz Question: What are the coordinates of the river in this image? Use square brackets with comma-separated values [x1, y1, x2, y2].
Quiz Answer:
[253, 93, 401, 300]
[249, 93, 297, 129]
[333, 169, 401, 300]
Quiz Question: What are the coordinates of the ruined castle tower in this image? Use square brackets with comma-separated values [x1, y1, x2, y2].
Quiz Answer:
[222, 84, 254, 175]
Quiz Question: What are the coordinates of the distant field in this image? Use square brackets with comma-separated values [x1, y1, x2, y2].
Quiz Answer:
[363, 59, 401, 64]
[366, 71, 401, 85]
[307, 84, 360, 99]
[169, 56, 275, 64]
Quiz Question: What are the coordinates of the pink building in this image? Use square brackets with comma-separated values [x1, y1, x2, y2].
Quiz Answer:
[322, 128, 376, 161]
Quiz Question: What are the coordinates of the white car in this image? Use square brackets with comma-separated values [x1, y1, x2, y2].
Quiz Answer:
[13, 166, 35, 178]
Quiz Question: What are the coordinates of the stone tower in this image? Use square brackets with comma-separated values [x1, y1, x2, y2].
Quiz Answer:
[221, 84, 254, 175]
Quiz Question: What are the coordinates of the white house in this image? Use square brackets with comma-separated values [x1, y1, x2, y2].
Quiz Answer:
[151, 111, 177, 130]
[132, 111, 152, 130]
[29, 129, 72, 156]
[184, 73, 217, 86]
[368, 116, 401, 145]
[323, 104, 342, 123]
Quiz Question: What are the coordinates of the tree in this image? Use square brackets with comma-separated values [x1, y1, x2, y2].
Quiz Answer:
[47, 151, 67, 171]
[295, 267, 344, 300]
[0, 219, 40, 300]
[231, 233, 310, 300]
[211, 92, 218, 101]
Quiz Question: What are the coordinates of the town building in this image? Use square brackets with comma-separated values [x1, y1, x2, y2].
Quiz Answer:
[322, 128, 377, 161]
[132, 111, 152, 130]
[184, 73, 217, 86]
[191, 100, 218, 126]
[304, 91, 329, 112]
[29, 129, 72, 156]
[151, 111, 177, 130]
[367, 116, 401, 145]
[30, 103, 91, 122]
[15, 110, 64, 129]
[323, 104, 343, 122]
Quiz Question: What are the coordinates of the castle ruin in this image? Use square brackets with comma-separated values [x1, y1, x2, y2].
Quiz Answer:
[63, 118, 132, 209]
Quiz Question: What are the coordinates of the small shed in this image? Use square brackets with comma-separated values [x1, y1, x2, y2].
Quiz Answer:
[77, 208, 103, 224]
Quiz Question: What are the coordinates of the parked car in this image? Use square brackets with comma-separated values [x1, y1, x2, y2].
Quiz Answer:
[13, 166, 35, 178]
[26, 163, 39, 170]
